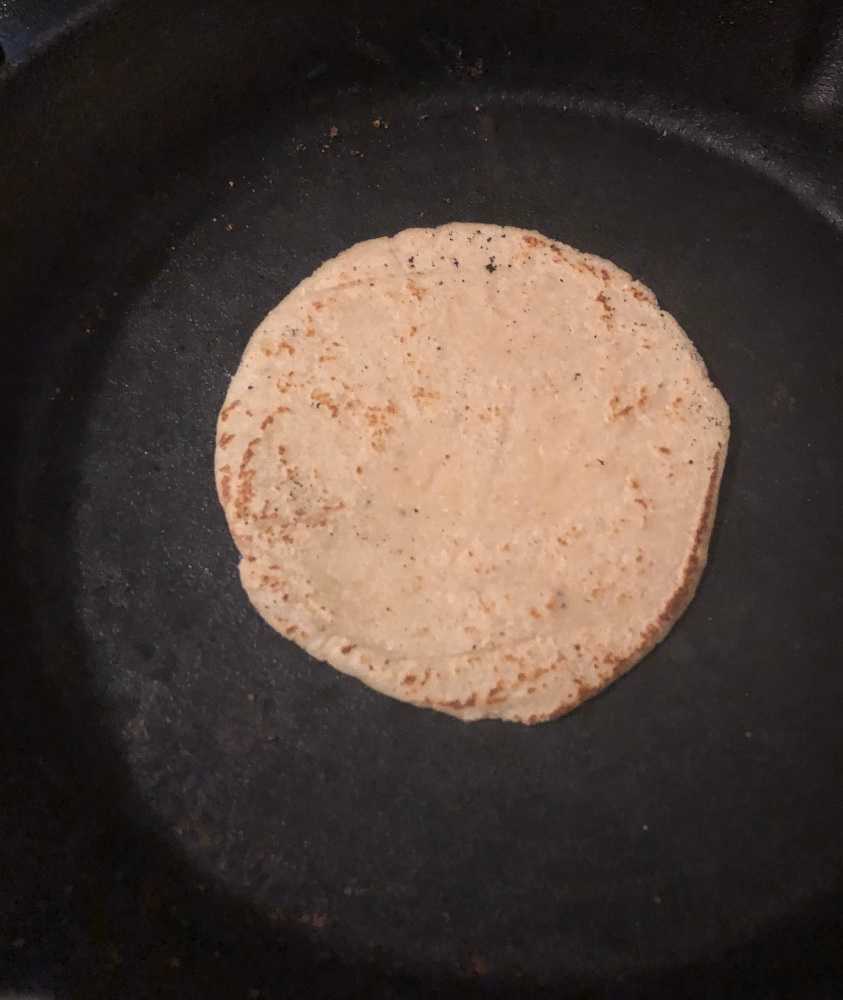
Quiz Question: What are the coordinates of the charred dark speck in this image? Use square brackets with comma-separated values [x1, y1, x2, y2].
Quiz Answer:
[485, 261, 497, 274]
[573, 373, 581, 380]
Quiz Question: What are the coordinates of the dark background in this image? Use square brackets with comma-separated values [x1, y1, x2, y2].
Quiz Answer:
[1, 2, 842, 998]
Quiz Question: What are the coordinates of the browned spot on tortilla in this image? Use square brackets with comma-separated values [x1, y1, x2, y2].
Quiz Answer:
[600, 268, 611, 283]
[638, 386, 648, 409]
[634, 498, 649, 509]
[658, 446, 671, 454]
[440, 693, 477, 710]
[522, 235, 547, 249]
[365, 399, 398, 452]
[312, 300, 325, 311]
[311, 389, 339, 417]
[260, 414, 275, 430]
[233, 437, 262, 520]
[486, 680, 508, 705]
[596, 291, 614, 329]
[220, 399, 240, 422]
[306, 327, 316, 337]
[340, 644, 356, 655]
[401, 674, 417, 686]
[412, 386, 441, 401]
[573, 677, 601, 702]
[529, 606, 542, 619]
[406, 279, 425, 301]
[218, 432, 234, 448]
[409, 325, 418, 336]
[609, 394, 634, 420]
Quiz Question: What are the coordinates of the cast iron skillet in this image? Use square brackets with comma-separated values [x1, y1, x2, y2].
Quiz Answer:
[2, 1, 842, 997]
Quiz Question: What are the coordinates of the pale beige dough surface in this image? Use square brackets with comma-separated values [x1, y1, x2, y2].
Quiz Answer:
[215, 223, 729, 722]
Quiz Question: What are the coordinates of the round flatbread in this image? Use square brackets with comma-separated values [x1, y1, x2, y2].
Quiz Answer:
[215, 224, 729, 723]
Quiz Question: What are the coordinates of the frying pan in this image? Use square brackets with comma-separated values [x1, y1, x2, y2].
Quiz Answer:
[2, 1, 842, 997]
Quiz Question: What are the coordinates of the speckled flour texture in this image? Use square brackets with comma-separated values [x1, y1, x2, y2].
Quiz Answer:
[215, 224, 729, 722]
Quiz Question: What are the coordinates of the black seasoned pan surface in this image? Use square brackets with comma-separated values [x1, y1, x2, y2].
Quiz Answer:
[3, 14, 842, 999]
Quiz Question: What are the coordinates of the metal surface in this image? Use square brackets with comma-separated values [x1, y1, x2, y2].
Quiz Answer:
[2, 2, 842, 997]
[0, 0, 109, 68]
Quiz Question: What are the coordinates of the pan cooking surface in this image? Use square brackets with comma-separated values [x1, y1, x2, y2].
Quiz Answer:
[28, 88, 843, 978]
